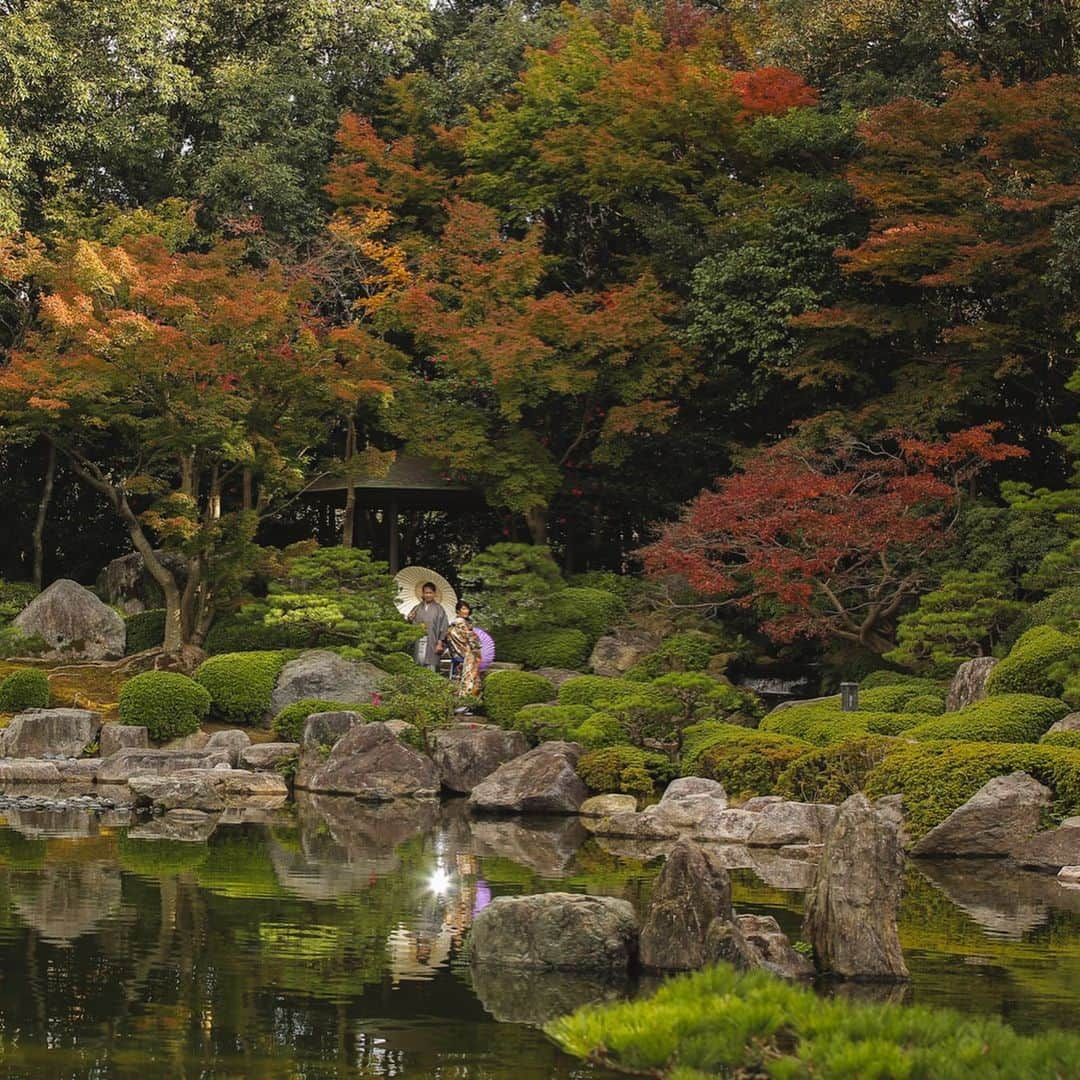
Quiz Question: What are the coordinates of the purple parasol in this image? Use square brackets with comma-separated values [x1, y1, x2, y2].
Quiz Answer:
[474, 627, 496, 670]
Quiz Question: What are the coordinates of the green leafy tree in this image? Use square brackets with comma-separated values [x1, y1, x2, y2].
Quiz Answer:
[458, 542, 565, 629]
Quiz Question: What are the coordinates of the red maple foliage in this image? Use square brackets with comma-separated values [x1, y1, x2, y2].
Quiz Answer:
[641, 426, 1025, 651]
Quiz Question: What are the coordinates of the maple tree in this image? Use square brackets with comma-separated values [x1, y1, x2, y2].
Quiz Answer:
[641, 426, 1024, 652]
[0, 229, 392, 652]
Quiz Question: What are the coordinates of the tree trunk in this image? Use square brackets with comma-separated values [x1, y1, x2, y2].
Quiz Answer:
[342, 418, 356, 548]
[525, 506, 548, 544]
[31, 440, 56, 590]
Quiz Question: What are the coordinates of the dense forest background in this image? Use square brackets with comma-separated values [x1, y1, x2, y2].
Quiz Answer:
[0, 0, 1076, 667]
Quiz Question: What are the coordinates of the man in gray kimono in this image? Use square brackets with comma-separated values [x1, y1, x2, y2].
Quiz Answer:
[407, 582, 449, 670]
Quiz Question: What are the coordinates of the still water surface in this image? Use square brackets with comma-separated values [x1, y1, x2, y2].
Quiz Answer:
[0, 793, 1075, 1077]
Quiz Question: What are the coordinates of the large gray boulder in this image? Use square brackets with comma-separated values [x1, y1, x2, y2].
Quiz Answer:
[293, 721, 439, 800]
[14, 579, 125, 660]
[96, 747, 231, 783]
[0, 760, 62, 782]
[946, 656, 998, 712]
[588, 629, 660, 678]
[746, 801, 839, 847]
[912, 772, 1051, 858]
[99, 723, 148, 758]
[803, 793, 909, 980]
[470, 893, 638, 972]
[648, 777, 728, 830]
[269, 650, 383, 717]
[239, 742, 300, 772]
[430, 723, 530, 793]
[580, 793, 638, 819]
[1047, 712, 1080, 734]
[129, 768, 288, 812]
[468, 741, 588, 815]
[96, 550, 187, 615]
[2, 709, 100, 759]
[205, 729, 252, 766]
[1013, 817, 1080, 871]
[733, 915, 815, 979]
[639, 839, 733, 970]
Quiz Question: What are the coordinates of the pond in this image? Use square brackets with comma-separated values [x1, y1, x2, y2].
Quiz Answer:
[0, 794, 1077, 1077]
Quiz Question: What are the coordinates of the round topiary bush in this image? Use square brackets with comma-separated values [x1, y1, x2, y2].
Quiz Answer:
[545, 586, 627, 644]
[902, 693, 947, 715]
[271, 698, 354, 742]
[986, 625, 1077, 698]
[482, 670, 554, 726]
[118, 671, 211, 742]
[498, 627, 590, 669]
[776, 735, 899, 804]
[577, 744, 676, 798]
[193, 651, 288, 725]
[513, 703, 594, 741]
[123, 609, 166, 654]
[557, 675, 638, 708]
[0, 668, 50, 712]
[907, 693, 1068, 744]
[680, 722, 809, 799]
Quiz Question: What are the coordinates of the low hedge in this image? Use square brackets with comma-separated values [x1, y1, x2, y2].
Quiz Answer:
[497, 627, 591, 670]
[902, 693, 947, 715]
[0, 668, 49, 712]
[118, 671, 211, 741]
[513, 703, 594, 741]
[548, 962, 1080, 1078]
[680, 722, 810, 799]
[123, 609, 166, 654]
[577, 744, 676, 798]
[272, 698, 354, 742]
[193, 651, 288, 725]
[1040, 730, 1080, 749]
[557, 675, 637, 709]
[860, 670, 942, 690]
[776, 735, 899, 804]
[482, 670, 554, 726]
[986, 625, 1077, 698]
[865, 739, 1080, 837]
[907, 693, 1068, 744]
[760, 705, 931, 745]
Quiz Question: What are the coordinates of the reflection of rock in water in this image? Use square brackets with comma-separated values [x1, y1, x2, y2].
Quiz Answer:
[914, 861, 1055, 938]
[470, 964, 630, 1026]
[279, 793, 438, 899]
[467, 815, 589, 877]
[821, 976, 913, 1007]
[4, 808, 101, 840]
[11, 862, 122, 944]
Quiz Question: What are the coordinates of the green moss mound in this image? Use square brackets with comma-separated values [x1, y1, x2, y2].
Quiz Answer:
[907, 693, 1067, 744]
[866, 739, 1080, 837]
[0, 668, 49, 712]
[760, 704, 931, 745]
[123, 609, 166, 654]
[513, 703, 594, 740]
[902, 692, 946, 715]
[482, 669, 554, 726]
[118, 671, 211, 741]
[272, 698, 353, 742]
[193, 651, 288, 725]
[861, 670, 942, 690]
[544, 586, 626, 643]
[626, 631, 717, 679]
[680, 722, 809, 799]
[987, 625, 1078, 698]
[203, 617, 310, 654]
[777, 735, 898, 804]
[547, 962, 1080, 1078]
[577, 744, 675, 798]
[497, 627, 590, 669]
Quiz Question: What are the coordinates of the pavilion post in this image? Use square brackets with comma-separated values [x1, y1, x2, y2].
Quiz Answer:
[388, 498, 401, 572]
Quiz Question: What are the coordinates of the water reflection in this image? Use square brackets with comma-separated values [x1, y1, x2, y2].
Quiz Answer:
[0, 800, 1071, 1074]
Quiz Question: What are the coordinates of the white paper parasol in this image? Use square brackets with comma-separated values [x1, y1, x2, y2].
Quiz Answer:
[394, 566, 458, 621]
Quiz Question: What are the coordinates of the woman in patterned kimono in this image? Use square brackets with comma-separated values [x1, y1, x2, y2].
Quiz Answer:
[446, 600, 482, 697]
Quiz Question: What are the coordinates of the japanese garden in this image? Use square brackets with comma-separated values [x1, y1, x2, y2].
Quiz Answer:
[0, 0, 1078, 1076]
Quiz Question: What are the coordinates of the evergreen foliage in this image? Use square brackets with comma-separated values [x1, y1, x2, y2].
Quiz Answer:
[0, 668, 50, 712]
[193, 651, 288, 725]
[481, 669, 554, 726]
[118, 671, 211, 741]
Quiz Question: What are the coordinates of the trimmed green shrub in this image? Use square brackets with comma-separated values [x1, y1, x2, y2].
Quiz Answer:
[0, 627, 47, 659]
[626, 631, 717, 679]
[866, 739, 1080, 837]
[777, 736, 898, 804]
[907, 693, 1068, 744]
[0, 668, 50, 712]
[513, 703, 594, 741]
[272, 698, 353, 742]
[652, 672, 764, 727]
[374, 652, 417, 675]
[557, 675, 639, 708]
[680, 722, 810, 799]
[482, 669, 554, 726]
[760, 705, 931, 745]
[577, 744, 676, 798]
[498, 627, 590, 669]
[1040, 729, 1080, 748]
[123, 609, 166, 654]
[860, 670, 934, 689]
[204, 616, 311, 654]
[548, 962, 1080, 1078]
[544, 586, 626, 643]
[374, 667, 458, 740]
[458, 543, 564, 629]
[194, 651, 288, 725]
[902, 693, 946, 715]
[986, 625, 1077, 698]
[571, 711, 626, 749]
[118, 671, 211, 741]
